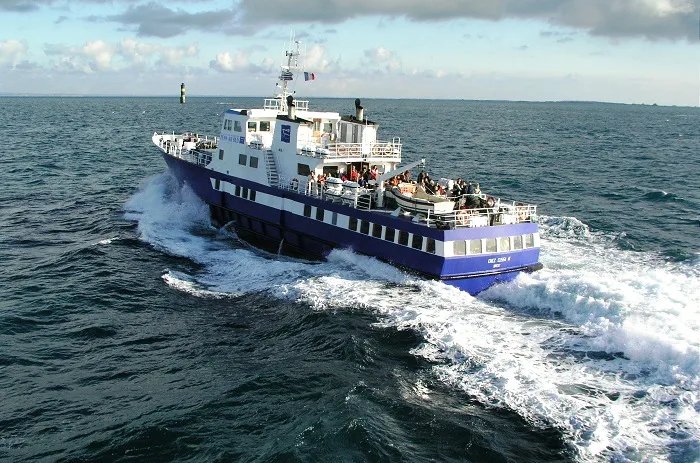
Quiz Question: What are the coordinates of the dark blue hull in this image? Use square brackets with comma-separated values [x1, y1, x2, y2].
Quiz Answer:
[163, 154, 541, 294]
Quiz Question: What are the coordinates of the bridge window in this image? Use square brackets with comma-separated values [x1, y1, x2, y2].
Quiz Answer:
[303, 204, 312, 217]
[214, 179, 220, 190]
[371, 224, 383, 238]
[239, 154, 247, 165]
[247, 121, 257, 131]
[385, 227, 396, 242]
[234, 120, 242, 132]
[297, 164, 311, 176]
[242, 187, 248, 198]
[398, 231, 409, 246]
[223, 119, 232, 131]
[426, 238, 436, 254]
[349, 217, 358, 231]
[235, 185, 241, 197]
[219, 149, 224, 160]
[249, 190, 256, 202]
[260, 121, 271, 131]
[453, 240, 466, 256]
[316, 207, 324, 221]
[249, 156, 259, 168]
[331, 212, 338, 226]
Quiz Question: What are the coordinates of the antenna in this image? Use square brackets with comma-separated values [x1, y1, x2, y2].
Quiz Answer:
[274, 35, 302, 111]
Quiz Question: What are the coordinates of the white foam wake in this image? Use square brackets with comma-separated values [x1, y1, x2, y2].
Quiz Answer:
[125, 175, 700, 462]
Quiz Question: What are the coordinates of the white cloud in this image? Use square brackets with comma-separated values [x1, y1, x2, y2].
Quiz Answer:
[641, 0, 694, 16]
[156, 43, 198, 67]
[209, 51, 250, 72]
[302, 44, 334, 72]
[363, 47, 401, 72]
[0, 39, 28, 67]
[43, 38, 199, 73]
[82, 40, 114, 71]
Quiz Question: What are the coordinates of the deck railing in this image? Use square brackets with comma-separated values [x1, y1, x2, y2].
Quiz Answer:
[263, 98, 309, 111]
[424, 204, 537, 228]
[272, 176, 536, 228]
[297, 139, 402, 159]
[155, 132, 217, 167]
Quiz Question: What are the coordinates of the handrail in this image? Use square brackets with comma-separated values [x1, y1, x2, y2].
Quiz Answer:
[263, 98, 309, 111]
[155, 132, 215, 167]
[297, 140, 402, 159]
[271, 175, 536, 227]
[424, 204, 537, 228]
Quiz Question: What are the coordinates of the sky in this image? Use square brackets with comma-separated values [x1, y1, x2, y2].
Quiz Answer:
[0, 0, 698, 106]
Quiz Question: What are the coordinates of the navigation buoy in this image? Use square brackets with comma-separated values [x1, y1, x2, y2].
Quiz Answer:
[180, 83, 186, 104]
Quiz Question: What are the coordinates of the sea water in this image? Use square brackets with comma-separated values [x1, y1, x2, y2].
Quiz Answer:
[1, 97, 698, 462]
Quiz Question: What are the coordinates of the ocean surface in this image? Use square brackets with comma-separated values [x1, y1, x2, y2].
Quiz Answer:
[1, 96, 698, 463]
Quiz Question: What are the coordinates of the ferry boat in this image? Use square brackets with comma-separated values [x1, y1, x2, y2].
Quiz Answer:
[152, 43, 542, 294]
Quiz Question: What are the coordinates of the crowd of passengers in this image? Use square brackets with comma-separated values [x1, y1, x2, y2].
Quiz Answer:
[307, 165, 380, 190]
[305, 166, 488, 207]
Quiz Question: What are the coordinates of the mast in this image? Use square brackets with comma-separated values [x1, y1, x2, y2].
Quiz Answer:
[274, 38, 301, 112]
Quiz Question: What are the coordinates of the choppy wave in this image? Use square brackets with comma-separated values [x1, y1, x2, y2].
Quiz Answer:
[642, 190, 683, 204]
[125, 173, 700, 463]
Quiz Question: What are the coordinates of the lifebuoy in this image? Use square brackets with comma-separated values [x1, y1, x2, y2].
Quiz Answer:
[486, 196, 496, 208]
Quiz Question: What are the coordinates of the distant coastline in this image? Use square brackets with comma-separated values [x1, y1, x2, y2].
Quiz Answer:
[0, 93, 695, 108]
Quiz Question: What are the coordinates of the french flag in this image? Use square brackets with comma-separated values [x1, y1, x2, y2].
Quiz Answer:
[304, 72, 316, 81]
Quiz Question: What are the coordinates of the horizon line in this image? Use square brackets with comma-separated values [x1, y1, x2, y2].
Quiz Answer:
[0, 93, 696, 108]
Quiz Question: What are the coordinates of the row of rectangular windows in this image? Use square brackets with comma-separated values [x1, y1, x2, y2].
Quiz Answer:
[216, 150, 259, 169]
[223, 119, 272, 133]
[452, 234, 535, 255]
[238, 153, 259, 168]
[212, 179, 256, 202]
[303, 205, 435, 254]
[234, 185, 256, 202]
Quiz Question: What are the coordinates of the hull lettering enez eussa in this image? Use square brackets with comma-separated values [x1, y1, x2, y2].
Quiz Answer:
[152, 42, 542, 294]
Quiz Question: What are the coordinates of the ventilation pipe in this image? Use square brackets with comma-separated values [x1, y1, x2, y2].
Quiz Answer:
[355, 98, 364, 121]
[287, 95, 296, 120]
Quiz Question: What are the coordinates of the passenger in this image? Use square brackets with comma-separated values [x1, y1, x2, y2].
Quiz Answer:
[458, 180, 467, 196]
[452, 179, 462, 197]
[308, 173, 315, 194]
[350, 166, 359, 182]
[370, 165, 378, 180]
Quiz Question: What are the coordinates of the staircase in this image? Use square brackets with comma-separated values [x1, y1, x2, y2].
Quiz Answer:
[264, 150, 279, 186]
